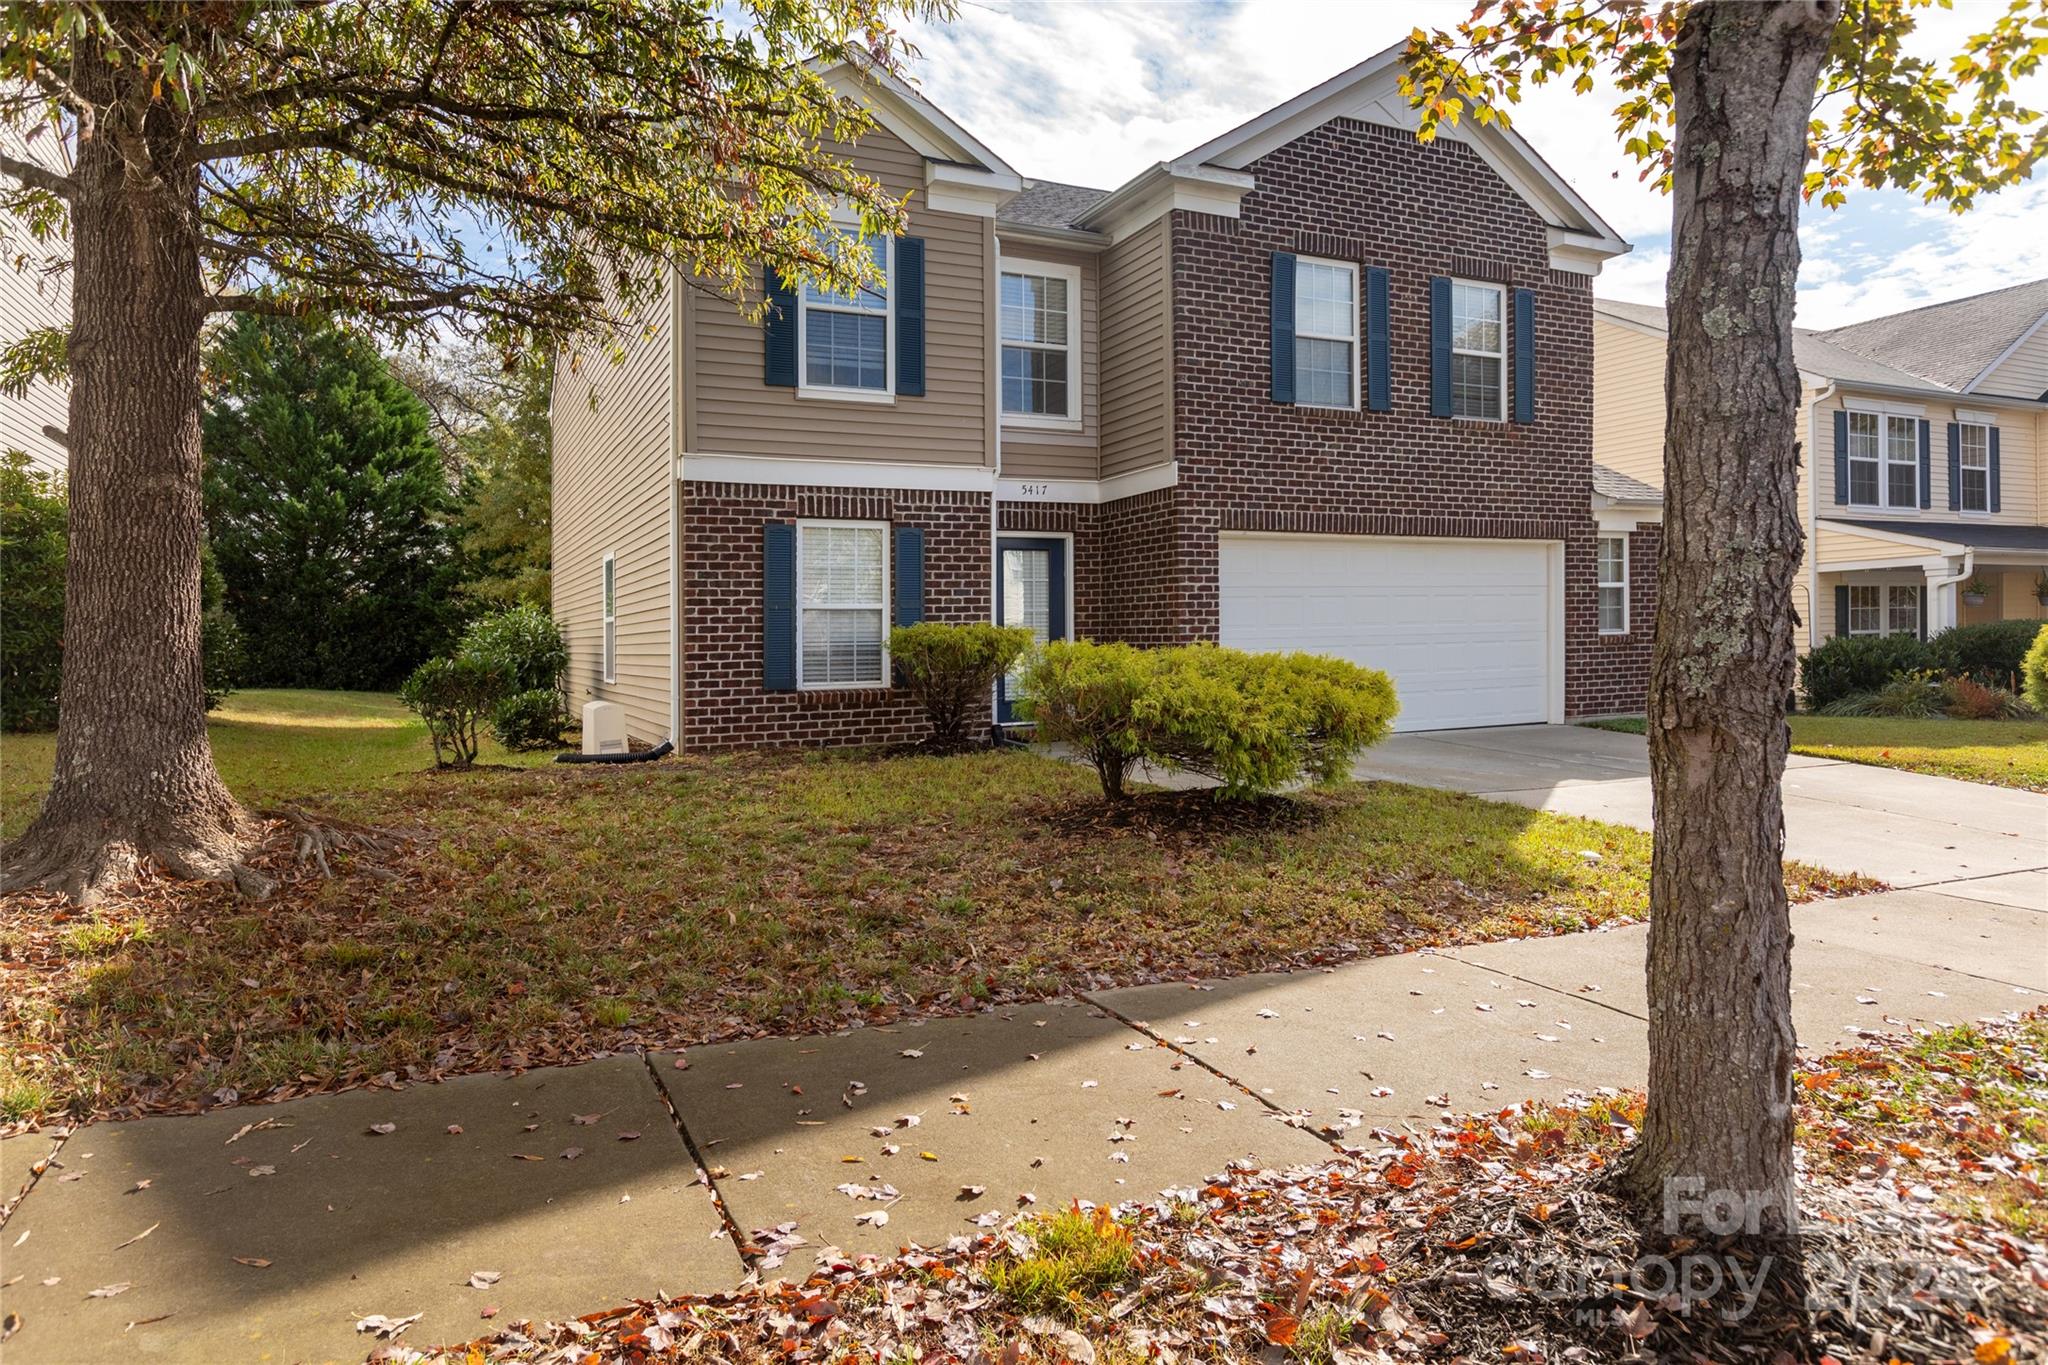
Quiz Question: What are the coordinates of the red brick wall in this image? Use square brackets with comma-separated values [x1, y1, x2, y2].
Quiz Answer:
[1166, 117, 1644, 717]
[1572, 523, 1660, 718]
[679, 483, 991, 750]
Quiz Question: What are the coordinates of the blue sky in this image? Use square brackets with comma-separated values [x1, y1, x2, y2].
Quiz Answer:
[904, 0, 2048, 330]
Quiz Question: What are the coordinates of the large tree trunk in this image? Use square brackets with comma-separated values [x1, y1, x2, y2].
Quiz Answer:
[1, 41, 263, 906]
[1612, 1, 1838, 1236]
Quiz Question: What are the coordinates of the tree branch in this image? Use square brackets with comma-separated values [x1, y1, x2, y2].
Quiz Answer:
[0, 149, 75, 200]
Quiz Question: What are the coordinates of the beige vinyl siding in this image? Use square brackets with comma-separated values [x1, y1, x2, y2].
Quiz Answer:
[1590, 315, 1666, 491]
[1988, 568, 2048, 624]
[1098, 217, 1172, 479]
[686, 123, 991, 467]
[998, 244, 1099, 481]
[1975, 321, 2048, 401]
[1, 122, 69, 472]
[552, 278, 675, 745]
[1814, 524, 1930, 564]
[1811, 387, 2043, 526]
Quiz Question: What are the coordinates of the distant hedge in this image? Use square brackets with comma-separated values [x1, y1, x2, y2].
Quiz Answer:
[1, 452, 66, 731]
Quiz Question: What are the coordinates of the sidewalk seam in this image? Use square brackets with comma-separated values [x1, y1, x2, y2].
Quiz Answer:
[0, 1125, 74, 1230]
[636, 1050, 755, 1275]
[1433, 956, 1651, 1024]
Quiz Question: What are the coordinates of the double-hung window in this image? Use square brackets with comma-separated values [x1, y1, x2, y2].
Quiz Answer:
[1293, 258, 1357, 409]
[1887, 585, 1920, 637]
[797, 522, 888, 689]
[601, 552, 617, 684]
[1883, 414, 1918, 507]
[1959, 423, 1991, 512]
[1596, 536, 1628, 634]
[1845, 584, 1883, 635]
[1000, 262, 1080, 424]
[1450, 281, 1505, 420]
[1845, 411, 1881, 505]
[800, 231, 891, 396]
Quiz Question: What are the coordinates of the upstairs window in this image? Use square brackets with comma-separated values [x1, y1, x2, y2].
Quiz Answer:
[797, 522, 888, 689]
[1293, 258, 1357, 409]
[801, 232, 891, 396]
[1884, 414, 1918, 507]
[1845, 411, 1881, 505]
[1450, 281, 1505, 420]
[1959, 422, 1990, 512]
[1000, 263, 1080, 423]
[1596, 536, 1628, 634]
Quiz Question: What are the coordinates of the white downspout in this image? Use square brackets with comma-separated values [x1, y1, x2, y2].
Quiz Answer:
[1805, 379, 1834, 644]
[1926, 548, 1976, 634]
[990, 230, 1005, 732]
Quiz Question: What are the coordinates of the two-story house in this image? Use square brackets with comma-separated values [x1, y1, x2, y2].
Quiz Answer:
[1594, 282, 2048, 654]
[553, 45, 1655, 750]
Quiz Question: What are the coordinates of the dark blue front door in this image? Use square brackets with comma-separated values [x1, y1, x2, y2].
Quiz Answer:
[996, 536, 1068, 724]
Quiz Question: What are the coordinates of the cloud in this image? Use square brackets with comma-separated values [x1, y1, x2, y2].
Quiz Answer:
[904, 0, 2045, 329]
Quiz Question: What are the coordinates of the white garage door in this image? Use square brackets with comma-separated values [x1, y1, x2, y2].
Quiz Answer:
[1217, 534, 1559, 732]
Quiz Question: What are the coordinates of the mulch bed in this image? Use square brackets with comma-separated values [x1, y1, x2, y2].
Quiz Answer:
[383, 1019, 2048, 1365]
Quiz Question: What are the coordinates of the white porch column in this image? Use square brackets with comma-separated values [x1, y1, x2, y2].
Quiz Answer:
[1926, 568, 1960, 634]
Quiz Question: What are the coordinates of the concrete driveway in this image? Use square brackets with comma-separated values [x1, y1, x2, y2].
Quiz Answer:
[1354, 724, 2048, 905]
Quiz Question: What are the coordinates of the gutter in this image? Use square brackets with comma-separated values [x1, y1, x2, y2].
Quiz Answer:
[990, 229, 1005, 734]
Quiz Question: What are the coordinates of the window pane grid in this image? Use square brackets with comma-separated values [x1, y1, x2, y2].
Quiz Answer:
[1001, 345, 1070, 417]
[1449, 282, 1504, 420]
[1847, 585, 1882, 635]
[1884, 415, 1917, 507]
[798, 524, 887, 689]
[1846, 411, 1880, 506]
[1887, 586, 1919, 637]
[802, 232, 888, 392]
[1596, 537, 1627, 633]
[1959, 424, 1990, 512]
[1000, 273, 1068, 346]
[1292, 259, 1356, 408]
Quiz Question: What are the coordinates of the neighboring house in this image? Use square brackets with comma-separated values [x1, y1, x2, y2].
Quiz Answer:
[553, 44, 1650, 750]
[0, 112, 70, 473]
[1594, 282, 2048, 653]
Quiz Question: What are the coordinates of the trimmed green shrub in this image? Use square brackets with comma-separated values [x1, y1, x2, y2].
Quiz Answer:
[889, 622, 1035, 750]
[1818, 672, 1945, 718]
[399, 654, 508, 767]
[1137, 646, 1399, 798]
[2022, 627, 2048, 714]
[490, 687, 567, 750]
[1799, 632, 1928, 711]
[1, 451, 66, 731]
[1016, 640, 1400, 802]
[1924, 619, 2046, 689]
[1016, 640, 1155, 800]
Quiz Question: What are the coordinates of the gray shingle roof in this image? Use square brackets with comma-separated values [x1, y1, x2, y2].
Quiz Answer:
[1593, 464, 1662, 504]
[997, 178, 1110, 231]
[1815, 279, 2048, 394]
[1593, 297, 1959, 395]
[1820, 518, 2048, 552]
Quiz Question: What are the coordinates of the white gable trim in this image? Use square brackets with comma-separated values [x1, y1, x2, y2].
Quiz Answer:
[818, 58, 1021, 187]
[1170, 41, 1629, 272]
[1964, 308, 2048, 395]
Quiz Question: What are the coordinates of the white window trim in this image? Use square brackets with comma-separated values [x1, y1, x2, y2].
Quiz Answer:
[796, 220, 896, 405]
[1449, 278, 1507, 423]
[1880, 412, 1919, 510]
[1293, 255, 1360, 412]
[1845, 409, 1882, 508]
[1845, 583, 1883, 636]
[601, 551, 617, 684]
[1957, 420, 1992, 515]
[1886, 583, 1921, 637]
[1596, 534, 1628, 635]
[794, 519, 891, 692]
[999, 257, 1084, 430]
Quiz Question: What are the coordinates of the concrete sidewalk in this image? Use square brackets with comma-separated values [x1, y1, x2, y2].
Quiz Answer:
[2, 888, 2040, 1364]
[1353, 724, 2048, 899]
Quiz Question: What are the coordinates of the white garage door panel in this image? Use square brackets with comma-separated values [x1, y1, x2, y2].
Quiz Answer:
[1218, 536, 1555, 732]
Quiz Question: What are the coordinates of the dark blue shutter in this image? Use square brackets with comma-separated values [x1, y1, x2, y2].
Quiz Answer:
[1832, 410, 1849, 504]
[1834, 585, 1850, 641]
[763, 271, 798, 388]
[1989, 427, 2002, 512]
[1365, 266, 1391, 412]
[895, 236, 925, 397]
[762, 522, 796, 690]
[1429, 276, 1452, 418]
[1512, 287, 1536, 424]
[893, 526, 925, 626]
[1917, 587, 1927, 640]
[1917, 419, 1931, 509]
[1947, 423, 1962, 510]
[1269, 252, 1296, 403]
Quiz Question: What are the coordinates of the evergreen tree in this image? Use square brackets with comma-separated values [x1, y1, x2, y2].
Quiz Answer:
[203, 313, 464, 691]
[451, 354, 553, 610]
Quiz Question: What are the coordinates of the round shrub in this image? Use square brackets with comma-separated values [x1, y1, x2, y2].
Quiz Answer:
[1, 452, 66, 731]
[491, 687, 567, 750]
[1798, 632, 1928, 711]
[1924, 619, 2046, 690]
[399, 654, 507, 768]
[2023, 627, 2048, 714]
[1016, 640, 1156, 800]
[889, 622, 1035, 750]
[459, 604, 568, 695]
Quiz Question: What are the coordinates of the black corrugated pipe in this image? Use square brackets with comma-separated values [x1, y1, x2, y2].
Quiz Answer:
[554, 739, 675, 765]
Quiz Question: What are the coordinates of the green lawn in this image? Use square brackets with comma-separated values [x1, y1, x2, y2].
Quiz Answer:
[0, 692, 1872, 1128]
[1583, 714, 2048, 790]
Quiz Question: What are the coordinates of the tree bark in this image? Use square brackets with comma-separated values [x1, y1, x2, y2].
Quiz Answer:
[1, 38, 263, 905]
[1611, 1, 1838, 1235]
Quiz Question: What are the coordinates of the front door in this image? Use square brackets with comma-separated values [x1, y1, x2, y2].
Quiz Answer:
[996, 536, 1068, 724]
